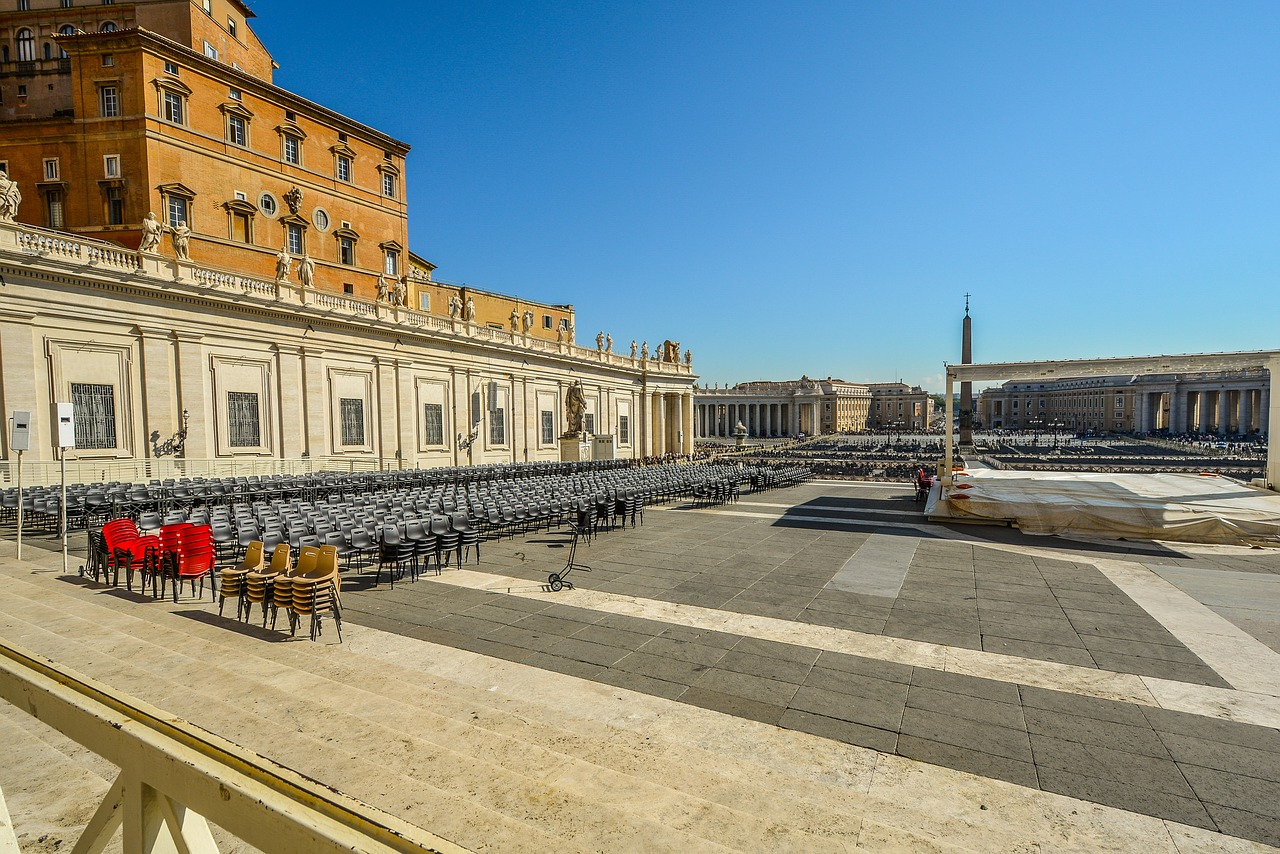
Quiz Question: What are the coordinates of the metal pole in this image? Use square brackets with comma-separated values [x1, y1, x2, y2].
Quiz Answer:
[61, 451, 68, 574]
[15, 450, 22, 561]
[943, 370, 955, 486]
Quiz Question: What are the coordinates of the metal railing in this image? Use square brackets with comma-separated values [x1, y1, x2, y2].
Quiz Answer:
[0, 641, 467, 853]
[0, 456, 390, 487]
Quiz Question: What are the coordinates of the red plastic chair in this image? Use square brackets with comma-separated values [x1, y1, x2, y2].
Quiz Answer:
[103, 518, 158, 591]
[159, 523, 217, 602]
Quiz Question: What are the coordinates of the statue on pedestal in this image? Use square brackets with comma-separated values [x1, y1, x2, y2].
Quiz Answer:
[464, 296, 476, 322]
[564, 380, 587, 437]
[556, 325, 565, 343]
[510, 309, 520, 332]
[630, 340, 638, 358]
[274, 247, 292, 282]
[605, 334, 613, 353]
[376, 277, 390, 302]
[448, 295, 461, 319]
[169, 220, 191, 261]
[297, 253, 315, 289]
[523, 310, 535, 333]
[0, 171, 21, 222]
[640, 341, 648, 360]
[392, 277, 407, 306]
[138, 212, 163, 254]
[684, 349, 692, 365]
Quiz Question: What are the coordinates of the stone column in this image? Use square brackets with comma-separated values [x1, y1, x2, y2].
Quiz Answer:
[0, 311, 43, 459]
[651, 392, 666, 456]
[1240, 387, 1254, 435]
[174, 332, 210, 459]
[682, 393, 694, 454]
[1261, 383, 1271, 435]
[667, 394, 680, 453]
[640, 390, 652, 457]
[1169, 385, 1185, 434]
[1218, 389, 1230, 436]
[1197, 390, 1211, 433]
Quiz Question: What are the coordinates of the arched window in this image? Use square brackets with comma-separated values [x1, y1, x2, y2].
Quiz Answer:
[16, 28, 36, 62]
[58, 24, 76, 57]
[101, 22, 117, 32]
[43, 41, 52, 60]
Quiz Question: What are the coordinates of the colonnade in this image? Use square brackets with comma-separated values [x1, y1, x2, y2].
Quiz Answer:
[1135, 385, 1268, 435]
[640, 389, 695, 458]
[692, 400, 821, 439]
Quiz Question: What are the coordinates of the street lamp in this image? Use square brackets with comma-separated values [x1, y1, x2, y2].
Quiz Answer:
[1048, 419, 1066, 448]
[1026, 417, 1045, 446]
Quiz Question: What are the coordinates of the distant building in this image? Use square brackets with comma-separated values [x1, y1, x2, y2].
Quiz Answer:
[976, 370, 1268, 435]
[865, 382, 931, 431]
[694, 377, 872, 438]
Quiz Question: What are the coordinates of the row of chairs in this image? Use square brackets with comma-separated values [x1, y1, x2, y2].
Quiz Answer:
[88, 518, 216, 601]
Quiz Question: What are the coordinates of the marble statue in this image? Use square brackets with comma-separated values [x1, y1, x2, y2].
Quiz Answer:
[464, 296, 476, 322]
[605, 334, 613, 353]
[448, 295, 461, 319]
[392, 277, 407, 306]
[376, 277, 390, 302]
[169, 221, 191, 261]
[567, 321, 575, 344]
[510, 309, 521, 332]
[0, 171, 22, 222]
[274, 247, 291, 282]
[564, 379, 587, 436]
[640, 341, 649, 360]
[138, 212, 163, 254]
[684, 349, 692, 365]
[556, 325, 565, 343]
[523, 310, 535, 333]
[595, 331, 605, 351]
[297, 253, 315, 289]
[630, 340, 637, 358]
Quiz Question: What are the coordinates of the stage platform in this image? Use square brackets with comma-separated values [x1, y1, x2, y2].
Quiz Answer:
[926, 468, 1280, 545]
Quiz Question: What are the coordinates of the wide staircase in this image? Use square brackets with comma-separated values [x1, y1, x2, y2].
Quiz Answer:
[0, 541, 994, 853]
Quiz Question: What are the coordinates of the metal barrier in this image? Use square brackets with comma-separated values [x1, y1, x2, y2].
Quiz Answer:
[0, 641, 468, 853]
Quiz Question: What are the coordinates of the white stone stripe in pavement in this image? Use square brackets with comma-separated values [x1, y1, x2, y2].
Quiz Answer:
[826, 534, 919, 598]
[427, 569, 1280, 729]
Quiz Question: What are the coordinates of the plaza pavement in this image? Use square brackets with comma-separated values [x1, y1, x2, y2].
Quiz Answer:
[1, 479, 1279, 851]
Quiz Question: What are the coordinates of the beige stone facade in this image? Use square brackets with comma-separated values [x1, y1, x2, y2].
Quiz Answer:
[865, 382, 931, 431]
[977, 371, 1270, 435]
[0, 220, 695, 481]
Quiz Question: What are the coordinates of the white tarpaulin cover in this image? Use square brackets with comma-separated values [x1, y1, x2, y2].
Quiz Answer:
[929, 470, 1280, 545]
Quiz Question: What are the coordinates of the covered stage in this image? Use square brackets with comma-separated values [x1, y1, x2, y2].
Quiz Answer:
[926, 468, 1280, 545]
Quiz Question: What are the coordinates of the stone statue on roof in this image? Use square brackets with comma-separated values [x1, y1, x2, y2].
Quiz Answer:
[0, 171, 22, 222]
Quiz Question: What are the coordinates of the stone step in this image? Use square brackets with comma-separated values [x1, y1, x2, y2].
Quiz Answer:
[0, 566, 983, 853]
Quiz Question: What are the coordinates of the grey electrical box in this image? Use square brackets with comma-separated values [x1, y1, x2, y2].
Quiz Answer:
[56, 402, 76, 448]
[10, 410, 31, 452]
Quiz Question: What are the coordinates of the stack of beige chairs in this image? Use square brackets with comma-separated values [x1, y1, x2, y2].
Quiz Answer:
[219, 540, 263, 618]
[289, 544, 342, 642]
[244, 543, 291, 627]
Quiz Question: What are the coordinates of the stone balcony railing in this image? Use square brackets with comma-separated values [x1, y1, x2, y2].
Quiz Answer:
[0, 219, 694, 377]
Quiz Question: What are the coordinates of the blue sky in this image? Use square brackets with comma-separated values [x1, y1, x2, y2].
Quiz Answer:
[256, 1, 1280, 393]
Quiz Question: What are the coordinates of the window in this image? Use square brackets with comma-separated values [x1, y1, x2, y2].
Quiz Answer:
[343, 283, 353, 295]
[16, 29, 35, 62]
[383, 248, 398, 276]
[227, 114, 246, 146]
[99, 85, 119, 117]
[101, 21, 116, 31]
[282, 134, 300, 165]
[18, 0, 29, 10]
[339, 398, 365, 446]
[228, 86, 241, 101]
[418, 292, 429, 311]
[286, 222, 303, 255]
[102, 53, 114, 67]
[227, 391, 260, 447]
[164, 61, 179, 75]
[163, 90, 184, 124]
[166, 195, 188, 229]
[46, 189, 65, 228]
[203, 41, 218, 61]
[339, 236, 355, 266]
[618, 415, 630, 444]
[382, 172, 396, 198]
[105, 186, 124, 225]
[489, 407, 506, 445]
[584, 413, 595, 435]
[102, 155, 119, 177]
[336, 154, 351, 182]
[543, 315, 552, 329]
[44, 158, 60, 180]
[258, 193, 276, 216]
[61, 0, 74, 7]
[202, 0, 211, 12]
[228, 18, 237, 38]
[71, 383, 116, 449]
[540, 410, 554, 445]
[423, 404, 444, 446]
[312, 209, 328, 230]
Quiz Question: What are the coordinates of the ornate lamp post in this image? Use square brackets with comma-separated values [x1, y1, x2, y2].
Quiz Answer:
[150, 409, 189, 458]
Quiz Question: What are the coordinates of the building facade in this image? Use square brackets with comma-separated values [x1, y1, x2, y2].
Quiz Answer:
[977, 371, 1269, 435]
[693, 377, 872, 439]
[865, 382, 931, 431]
[0, 219, 695, 479]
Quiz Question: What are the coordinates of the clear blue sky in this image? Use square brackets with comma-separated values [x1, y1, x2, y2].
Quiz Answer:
[255, 1, 1280, 393]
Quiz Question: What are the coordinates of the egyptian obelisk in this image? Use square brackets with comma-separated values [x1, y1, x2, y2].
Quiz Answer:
[959, 294, 973, 448]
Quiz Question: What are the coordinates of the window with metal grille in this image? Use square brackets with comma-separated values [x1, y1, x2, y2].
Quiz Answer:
[489, 408, 505, 445]
[339, 398, 364, 446]
[227, 391, 260, 447]
[618, 415, 629, 443]
[71, 383, 116, 449]
[540, 410, 554, 444]
[583, 413, 594, 436]
[423, 404, 443, 446]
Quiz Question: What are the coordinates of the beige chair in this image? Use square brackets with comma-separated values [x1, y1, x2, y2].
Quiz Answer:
[291, 544, 342, 641]
[220, 540, 264, 619]
[275, 546, 319, 633]
[245, 543, 290, 628]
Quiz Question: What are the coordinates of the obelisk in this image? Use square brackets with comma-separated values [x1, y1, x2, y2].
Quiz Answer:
[959, 294, 973, 448]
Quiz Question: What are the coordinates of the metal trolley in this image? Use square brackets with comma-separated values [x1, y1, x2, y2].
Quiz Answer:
[548, 523, 591, 592]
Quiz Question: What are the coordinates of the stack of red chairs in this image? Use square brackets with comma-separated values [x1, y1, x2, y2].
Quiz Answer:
[157, 523, 217, 603]
[101, 518, 160, 591]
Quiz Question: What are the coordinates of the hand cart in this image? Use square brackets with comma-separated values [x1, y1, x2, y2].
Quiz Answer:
[548, 523, 591, 592]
